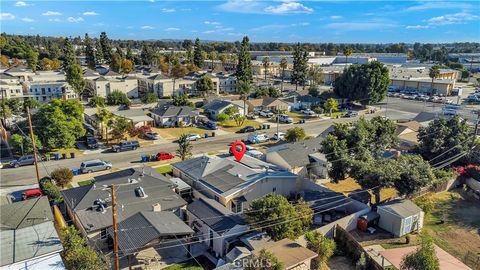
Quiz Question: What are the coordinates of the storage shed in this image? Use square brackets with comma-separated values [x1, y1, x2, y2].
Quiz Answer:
[377, 199, 424, 237]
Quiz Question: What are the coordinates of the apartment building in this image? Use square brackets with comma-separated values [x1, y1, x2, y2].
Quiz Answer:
[24, 71, 78, 101]
[0, 73, 24, 100]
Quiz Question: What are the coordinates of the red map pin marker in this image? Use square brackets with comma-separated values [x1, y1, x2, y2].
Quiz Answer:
[231, 140, 246, 162]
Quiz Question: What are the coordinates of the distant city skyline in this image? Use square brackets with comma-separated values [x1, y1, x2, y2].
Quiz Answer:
[1, 0, 479, 43]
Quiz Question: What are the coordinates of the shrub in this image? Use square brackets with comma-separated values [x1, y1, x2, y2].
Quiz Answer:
[414, 195, 435, 214]
[40, 178, 63, 203]
[141, 92, 159, 104]
[51, 167, 74, 188]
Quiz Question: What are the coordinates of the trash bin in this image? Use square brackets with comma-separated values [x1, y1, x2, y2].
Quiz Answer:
[62, 153, 67, 159]
[70, 152, 75, 159]
[54, 153, 59, 160]
[205, 133, 209, 138]
[72, 168, 79, 176]
[211, 132, 215, 137]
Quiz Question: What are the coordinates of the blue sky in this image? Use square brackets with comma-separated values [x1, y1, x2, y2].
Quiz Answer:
[1, 1, 479, 43]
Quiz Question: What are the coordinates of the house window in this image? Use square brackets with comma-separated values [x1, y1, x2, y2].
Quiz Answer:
[100, 228, 108, 239]
[272, 187, 277, 193]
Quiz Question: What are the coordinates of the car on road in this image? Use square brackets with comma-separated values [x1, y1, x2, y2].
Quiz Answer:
[344, 111, 358, 118]
[112, 141, 140, 152]
[22, 188, 43, 200]
[277, 114, 293, 124]
[272, 132, 285, 140]
[156, 151, 175, 161]
[144, 132, 161, 140]
[185, 134, 201, 141]
[86, 136, 99, 149]
[10, 155, 41, 168]
[80, 159, 112, 174]
[259, 110, 274, 118]
[247, 133, 269, 144]
[238, 126, 256, 133]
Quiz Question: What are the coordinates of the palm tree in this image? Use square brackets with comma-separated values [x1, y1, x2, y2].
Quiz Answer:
[429, 65, 440, 96]
[97, 107, 112, 143]
[176, 134, 192, 161]
[209, 51, 218, 72]
[219, 54, 227, 72]
[343, 47, 353, 68]
[262, 56, 270, 83]
[238, 79, 253, 114]
[308, 66, 323, 88]
[280, 57, 288, 92]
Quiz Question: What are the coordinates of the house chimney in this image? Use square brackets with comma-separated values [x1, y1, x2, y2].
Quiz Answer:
[152, 203, 162, 212]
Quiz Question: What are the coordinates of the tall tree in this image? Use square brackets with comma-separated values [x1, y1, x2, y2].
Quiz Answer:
[61, 226, 107, 270]
[196, 75, 214, 97]
[285, 127, 306, 142]
[125, 47, 134, 62]
[343, 47, 353, 67]
[305, 231, 336, 270]
[209, 50, 218, 71]
[279, 57, 288, 92]
[65, 63, 85, 100]
[95, 41, 104, 64]
[292, 43, 308, 91]
[99, 32, 112, 64]
[26, 48, 39, 71]
[109, 52, 122, 73]
[106, 90, 131, 106]
[236, 36, 253, 84]
[400, 234, 439, 270]
[121, 59, 133, 74]
[262, 56, 270, 82]
[171, 64, 188, 95]
[176, 134, 193, 161]
[84, 33, 96, 69]
[324, 98, 338, 116]
[62, 38, 76, 69]
[238, 79, 253, 113]
[428, 65, 441, 96]
[245, 249, 283, 270]
[193, 38, 203, 68]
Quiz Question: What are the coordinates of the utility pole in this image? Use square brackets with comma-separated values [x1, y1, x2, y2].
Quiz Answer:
[276, 106, 279, 140]
[27, 107, 40, 182]
[111, 184, 119, 270]
[473, 110, 479, 146]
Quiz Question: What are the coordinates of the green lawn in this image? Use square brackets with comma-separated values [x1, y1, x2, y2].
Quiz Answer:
[155, 165, 173, 174]
[78, 180, 94, 186]
[162, 259, 203, 270]
[154, 127, 211, 140]
[220, 119, 262, 132]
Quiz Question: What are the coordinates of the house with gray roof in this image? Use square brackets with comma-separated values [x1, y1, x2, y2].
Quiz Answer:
[186, 197, 248, 257]
[266, 136, 329, 180]
[149, 104, 198, 127]
[0, 197, 65, 269]
[202, 99, 245, 120]
[61, 167, 188, 251]
[172, 155, 299, 214]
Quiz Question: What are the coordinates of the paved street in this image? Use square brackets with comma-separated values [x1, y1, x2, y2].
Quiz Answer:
[1, 97, 477, 187]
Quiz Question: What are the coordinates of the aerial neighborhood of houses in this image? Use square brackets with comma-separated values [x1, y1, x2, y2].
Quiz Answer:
[1, 12, 480, 270]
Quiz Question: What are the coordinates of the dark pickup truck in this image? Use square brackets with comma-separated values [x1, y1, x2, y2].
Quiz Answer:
[111, 141, 140, 152]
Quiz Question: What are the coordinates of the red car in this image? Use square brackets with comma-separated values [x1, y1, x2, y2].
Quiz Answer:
[22, 188, 43, 200]
[156, 151, 175, 161]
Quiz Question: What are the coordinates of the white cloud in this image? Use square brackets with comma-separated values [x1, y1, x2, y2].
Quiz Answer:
[427, 12, 479, 25]
[67, 16, 84, 23]
[290, 22, 309, 26]
[204, 21, 221, 25]
[15, 1, 31, 7]
[165, 27, 180, 31]
[148, 0, 155, 2]
[1, 13, 15, 20]
[406, 2, 472, 11]
[161, 8, 176, 13]
[21, 17, 34, 22]
[218, 0, 265, 14]
[324, 22, 397, 31]
[264, 1, 313, 14]
[330, 15, 343, 20]
[141, 25, 155, 29]
[49, 18, 61, 22]
[42, 11, 61, 16]
[83, 11, 99, 16]
[202, 30, 216, 34]
[406, 25, 430, 29]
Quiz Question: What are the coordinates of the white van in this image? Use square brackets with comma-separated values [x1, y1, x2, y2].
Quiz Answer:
[247, 133, 269, 144]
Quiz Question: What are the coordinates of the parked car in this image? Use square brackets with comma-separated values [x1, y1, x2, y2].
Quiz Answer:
[277, 114, 293, 124]
[85, 136, 99, 149]
[246, 114, 258, 120]
[247, 133, 269, 144]
[259, 110, 274, 118]
[80, 159, 112, 174]
[112, 141, 140, 152]
[204, 121, 218, 130]
[238, 126, 256, 133]
[185, 134, 201, 141]
[301, 109, 315, 115]
[10, 155, 40, 168]
[156, 151, 175, 161]
[345, 111, 358, 118]
[229, 144, 256, 155]
[272, 132, 285, 140]
[144, 132, 161, 140]
[22, 188, 43, 200]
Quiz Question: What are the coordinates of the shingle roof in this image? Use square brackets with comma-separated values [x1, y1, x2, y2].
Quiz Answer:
[187, 198, 245, 234]
[0, 196, 53, 230]
[109, 211, 193, 255]
[201, 164, 246, 193]
[378, 199, 422, 218]
[267, 136, 324, 168]
[202, 100, 232, 112]
[61, 167, 187, 232]
[303, 190, 347, 212]
[150, 105, 195, 117]
[254, 238, 317, 269]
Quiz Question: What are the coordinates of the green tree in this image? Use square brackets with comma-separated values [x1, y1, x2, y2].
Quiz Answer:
[62, 38, 76, 68]
[280, 57, 288, 92]
[176, 133, 193, 161]
[61, 225, 107, 270]
[308, 86, 320, 97]
[245, 249, 284, 270]
[238, 79, 253, 113]
[285, 127, 306, 142]
[96, 107, 112, 142]
[121, 59, 133, 74]
[106, 90, 131, 106]
[125, 47, 134, 62]
[224, 106, 239, 117]
[321, 134, 350, 182]
[51, 167, 74, 188]
[334, 61, 390, 106]
[400, 234, 439, 270]
[95, 41, 104, 63]
[109, 52, 122, 73]
[141, 92, 159, 104]
[63, 40, 86, 100]
[308, 66, 323, 87]
[193, 38, 203, 68]
[196, 75, 214, 97]
[216, 112, 230, 123]
[26, 48, 39, 71]
[88, 96, 106, 107]
[343, 47, 353, 67]
[323, 98, 338, 116]
[23, 98, 40, 110]
[292, 43, 309, 90]
[305, 231, 336, 270]
[233, 114, 246, 127]
[394, 155, 436, 197]
[99, 32, 112, 64]
[109, 116, 132, 141]
[209, 50, 218, 71]
[9, 133, 42, 156]
[246, 194, 312, 241]
[6, 98, 23, 113]
[172, 94, 195, 107]
[236, 36, 253, 84]
[171, 64, 188, 94]
[262, 56, 270, 82]
[428, 65, 441, 96]
[84, 33, 96, 69]
[39, 178, 63, 203]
